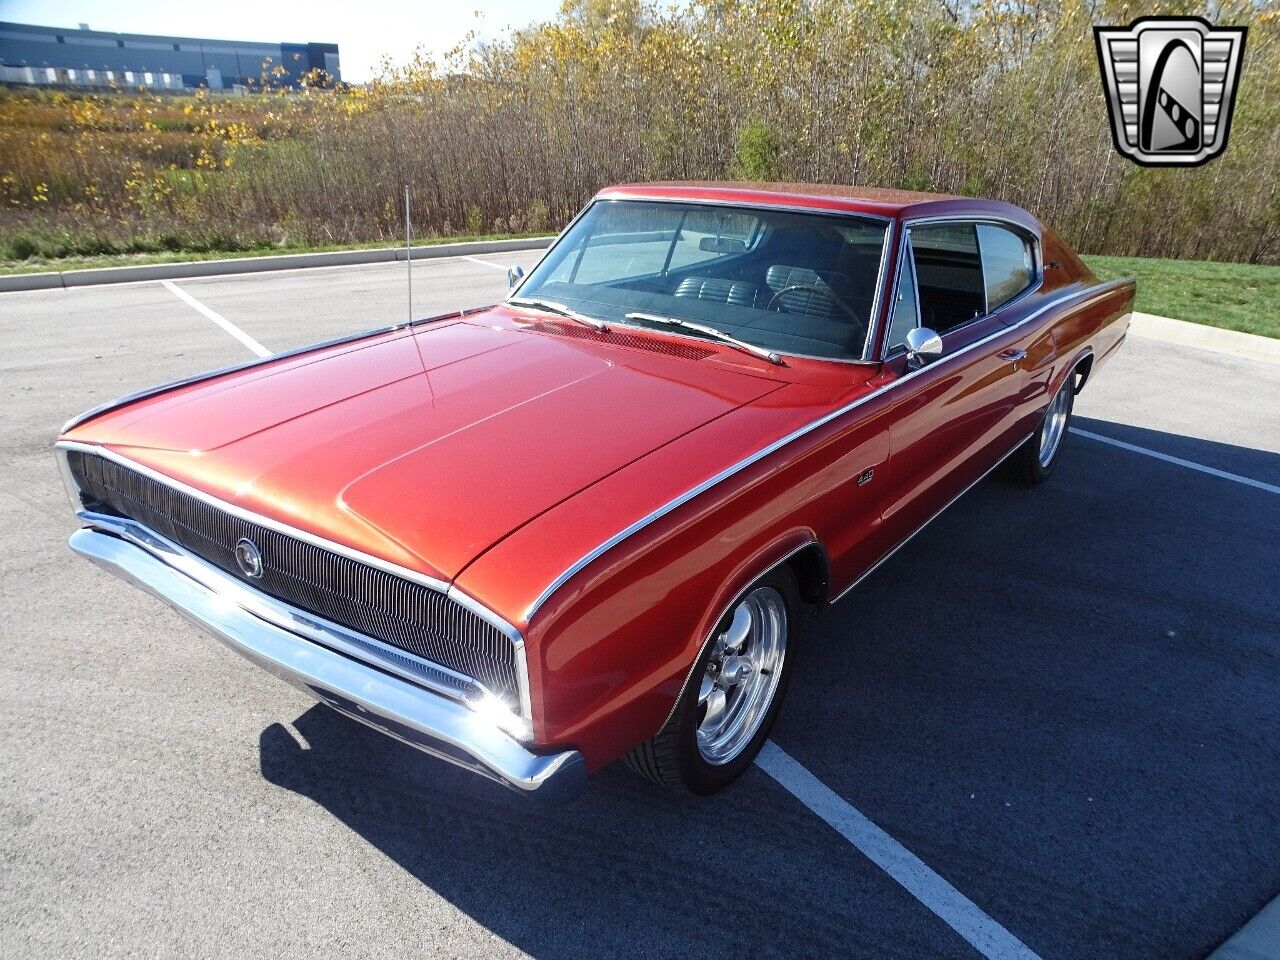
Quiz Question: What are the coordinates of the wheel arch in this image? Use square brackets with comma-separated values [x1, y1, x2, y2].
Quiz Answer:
[657, 530, 824, 731]
[1071, 350, 1095, 394]
[1053, 345, 1094, 397]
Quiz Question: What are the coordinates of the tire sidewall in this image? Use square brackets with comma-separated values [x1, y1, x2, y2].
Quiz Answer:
[674, 565, 799, 794]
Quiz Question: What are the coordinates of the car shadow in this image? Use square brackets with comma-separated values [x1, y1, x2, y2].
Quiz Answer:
[259, 419, 1279, 960]
[780, 419, 1280, 960]
[258, 702, 951, 960]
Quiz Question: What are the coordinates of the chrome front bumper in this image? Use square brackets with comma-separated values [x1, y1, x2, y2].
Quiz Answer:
[69, 526, 586, 799]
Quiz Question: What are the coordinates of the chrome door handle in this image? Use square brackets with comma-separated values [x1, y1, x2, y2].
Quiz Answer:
[998, 348, 1027, 364]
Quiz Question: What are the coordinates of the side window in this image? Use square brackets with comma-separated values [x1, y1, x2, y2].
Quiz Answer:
[885, 241, 920, 352]
[977, 224, 1036, 310]
[909, 223, 984, 334]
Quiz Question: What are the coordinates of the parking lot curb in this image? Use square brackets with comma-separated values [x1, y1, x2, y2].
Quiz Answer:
[0, 237, 555, 292]
[1129, 312, 1280, 366]
[1207, 892, 1280, 960]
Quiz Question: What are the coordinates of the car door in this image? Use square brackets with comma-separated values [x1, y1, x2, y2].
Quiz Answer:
[869, 220, 1040, 561]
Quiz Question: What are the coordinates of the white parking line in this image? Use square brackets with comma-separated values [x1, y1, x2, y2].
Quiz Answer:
[756, 742, 1043, 960]
[161, 279, 272, 358]
[460, 255, 510, 271]
[1070, 428, 1280, 496]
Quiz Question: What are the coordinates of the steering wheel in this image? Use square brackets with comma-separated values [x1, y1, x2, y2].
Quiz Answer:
[765, 283, 862, 327]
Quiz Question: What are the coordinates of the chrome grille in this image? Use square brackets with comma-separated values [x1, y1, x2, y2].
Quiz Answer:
[67, 450, 522, 705]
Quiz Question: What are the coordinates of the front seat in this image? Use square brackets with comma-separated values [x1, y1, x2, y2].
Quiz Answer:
[764, 265, 853, 321]
[759, 265, 866, 353]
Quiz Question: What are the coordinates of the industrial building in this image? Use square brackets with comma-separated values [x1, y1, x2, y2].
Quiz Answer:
[0, 21, 340, 91]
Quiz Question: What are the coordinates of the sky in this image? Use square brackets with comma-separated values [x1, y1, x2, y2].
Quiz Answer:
[0, 0, 565, 82]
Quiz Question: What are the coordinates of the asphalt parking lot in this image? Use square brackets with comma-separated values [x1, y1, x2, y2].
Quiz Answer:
[2, 254, 1278, 960]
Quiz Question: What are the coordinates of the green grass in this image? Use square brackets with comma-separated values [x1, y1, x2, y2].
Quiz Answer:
[0, 232, 549, 276]
[1083, 255, 1279, 340]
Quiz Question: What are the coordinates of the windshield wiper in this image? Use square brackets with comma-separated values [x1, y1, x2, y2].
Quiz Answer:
[508, 297, 608, 332]
[624, 312, 784, 366]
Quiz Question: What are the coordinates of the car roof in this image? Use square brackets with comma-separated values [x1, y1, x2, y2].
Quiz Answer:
[595, 181, 1036, 226]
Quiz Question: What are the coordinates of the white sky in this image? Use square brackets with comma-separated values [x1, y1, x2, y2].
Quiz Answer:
[0, 0, 564, 82]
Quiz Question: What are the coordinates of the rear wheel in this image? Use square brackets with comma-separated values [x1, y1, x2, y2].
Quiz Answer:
[1007, 374, 1074, 485]
[624, 565, 799, 794]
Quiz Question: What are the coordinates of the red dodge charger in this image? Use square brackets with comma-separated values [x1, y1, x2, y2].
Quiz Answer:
[58, 183, 1134, 797]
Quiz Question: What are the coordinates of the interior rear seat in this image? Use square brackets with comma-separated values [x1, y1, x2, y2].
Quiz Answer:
[673, 276, 759, 307]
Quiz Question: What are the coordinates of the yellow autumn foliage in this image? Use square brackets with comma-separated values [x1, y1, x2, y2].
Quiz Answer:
[0, 0, 1276, 262]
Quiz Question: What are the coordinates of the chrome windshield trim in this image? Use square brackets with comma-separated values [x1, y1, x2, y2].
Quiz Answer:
[858, 217, 898, 361]
[511, 196, 894, 366]
[590, 193, 895, 224]
[55, 440, 528, 658]
[506, 204, 590, 300]
[525, 278, 1132, 620]
[59, 309, 479, 435]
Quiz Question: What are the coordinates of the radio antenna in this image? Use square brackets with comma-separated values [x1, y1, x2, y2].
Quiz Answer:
[404, 184, 412, 325]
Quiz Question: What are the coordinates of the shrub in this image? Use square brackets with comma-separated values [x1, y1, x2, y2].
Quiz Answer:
[1, 1, 1277, 264]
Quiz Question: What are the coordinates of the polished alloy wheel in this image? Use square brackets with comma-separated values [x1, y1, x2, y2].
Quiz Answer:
[1038, 380, 1072, 468]
[696, 586, 788, 765]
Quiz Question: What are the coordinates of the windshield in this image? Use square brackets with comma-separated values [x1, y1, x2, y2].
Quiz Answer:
[513, 200, 890, 362]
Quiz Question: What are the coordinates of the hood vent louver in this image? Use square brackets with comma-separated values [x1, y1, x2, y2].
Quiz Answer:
[531, 320, 715, 361]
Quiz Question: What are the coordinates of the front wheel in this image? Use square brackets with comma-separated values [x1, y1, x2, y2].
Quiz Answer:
[1007, 374, 1074, 485]
[624, 566, 799, 794]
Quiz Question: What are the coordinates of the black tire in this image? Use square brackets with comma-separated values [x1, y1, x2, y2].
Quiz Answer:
[624, 565, 800, 794]
[1006, 374, 1075, 485]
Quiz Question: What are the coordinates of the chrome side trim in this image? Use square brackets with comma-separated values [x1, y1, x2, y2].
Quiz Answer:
[69, 527, 583, 796]
[60, 309, 477, 435]
[829, 429, 1035, 604]
[526, 279, 1132, 620]
[55, 442, 531, 719]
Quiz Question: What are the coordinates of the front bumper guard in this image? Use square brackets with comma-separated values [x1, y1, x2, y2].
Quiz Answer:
[69, 526, 586, 799]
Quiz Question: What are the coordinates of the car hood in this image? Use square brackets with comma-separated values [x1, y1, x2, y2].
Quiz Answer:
[71, 317, 784, 581]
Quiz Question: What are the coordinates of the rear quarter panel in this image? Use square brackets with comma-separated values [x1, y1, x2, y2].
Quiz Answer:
[995, 228, 1134, 443]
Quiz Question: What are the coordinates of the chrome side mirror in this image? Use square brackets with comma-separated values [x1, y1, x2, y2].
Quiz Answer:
[506, 265, 525, 289]
[904, 327, 943, 369]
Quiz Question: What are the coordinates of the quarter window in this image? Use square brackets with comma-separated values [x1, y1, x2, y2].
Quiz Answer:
[977, 224, 1035, 310]
[886, 244, 920, 351]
